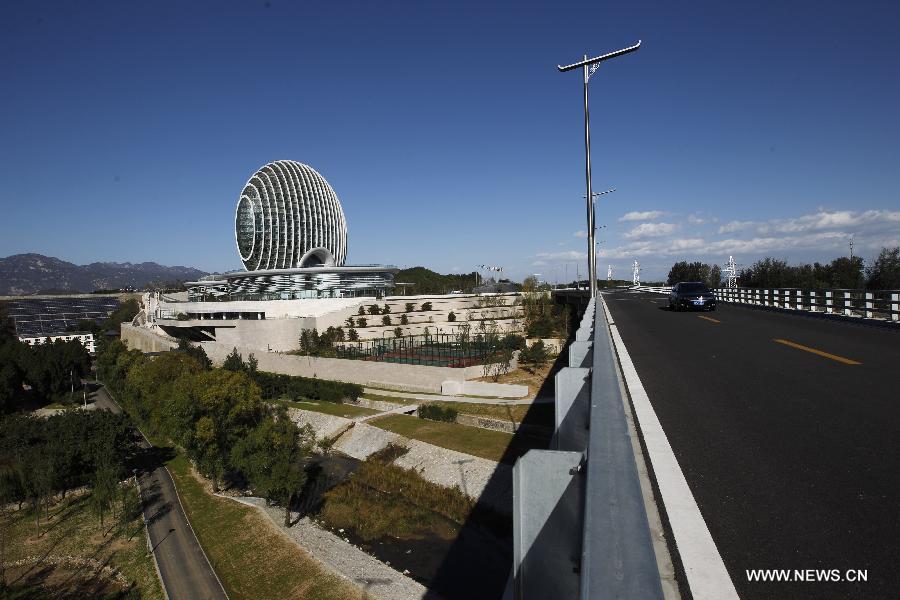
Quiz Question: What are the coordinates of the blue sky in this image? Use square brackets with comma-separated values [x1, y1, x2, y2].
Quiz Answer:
[1, 0, 898, 281]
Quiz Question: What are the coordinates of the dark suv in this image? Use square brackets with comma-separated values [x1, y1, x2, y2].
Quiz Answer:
[668, 281, 717, 311]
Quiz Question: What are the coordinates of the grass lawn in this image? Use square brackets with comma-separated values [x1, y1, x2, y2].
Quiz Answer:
[369, 414, 547, 464]
[280, 399, 380, 419]
[360, 393, 417, 406]
[165, 453, 368, 600]
[429, 401, 553, 426]
[1, 488, 164, 599]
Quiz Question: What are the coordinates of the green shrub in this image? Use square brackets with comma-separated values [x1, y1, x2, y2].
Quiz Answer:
[381, 315, 392, 326]
[418, 403, 458, 422]
[393, 327, 403, 338]
[501, 333, 526, 350]
[382, 304, 391, 314]
[447, 311, 456, 322]
[405, 302, 415, 313]
[348, 328, 359, 341]
[400, 314, 408, 325]
[358, 306, 366, 316]
[357, 317, 367, 327]
[368, 304, 381, 315]
[421, 302, 433, 311]
[253, 371, 362, 403]
[519, 340, 550, 371]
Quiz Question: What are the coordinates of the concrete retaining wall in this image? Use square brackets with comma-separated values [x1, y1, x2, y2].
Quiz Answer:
[122, 324, 524, 397]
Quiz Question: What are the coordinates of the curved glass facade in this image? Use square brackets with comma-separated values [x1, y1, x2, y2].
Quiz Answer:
[235, 160, 348, 270]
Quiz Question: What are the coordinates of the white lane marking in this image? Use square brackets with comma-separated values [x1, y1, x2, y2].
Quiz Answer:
[600, 293, 739, 600]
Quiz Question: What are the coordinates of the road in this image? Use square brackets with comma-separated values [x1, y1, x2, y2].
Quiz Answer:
[603, 290, 899, 600]
[93, 386, 228, 600]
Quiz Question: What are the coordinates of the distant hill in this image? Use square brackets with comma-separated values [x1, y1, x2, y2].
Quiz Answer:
[0, 253, 207, 296]
[394, 267, 483, 295]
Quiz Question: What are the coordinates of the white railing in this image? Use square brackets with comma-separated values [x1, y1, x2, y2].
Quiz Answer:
[630, 285, 672, 294]
[714, 288, 900, 322]
[629, 285, 900, 323]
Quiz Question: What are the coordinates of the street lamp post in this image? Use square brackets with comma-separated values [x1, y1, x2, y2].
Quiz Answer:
[559, 42, 640, 297]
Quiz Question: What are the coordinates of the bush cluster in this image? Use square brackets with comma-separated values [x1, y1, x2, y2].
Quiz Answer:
[417, 403, 458, 423]
[253, 371, 362, 404]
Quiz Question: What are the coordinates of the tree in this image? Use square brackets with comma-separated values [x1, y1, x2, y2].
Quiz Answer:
[382, 304, 391, 314]
[829, 256, 865, 289]
[866, 247, 900, 290]
[519, 340, 550, 373]
[176, 339, 212, 370]
[421, 302, 432, 311]
[667, 261, 705, 285]
[357, 306, 366, 316]
[381, 315, 392, 326]
[708, 264, 722, 288]
[348, 328, 359, 341]
[345, 317, 355, 328]
[393, 327, 403, 338]
[368, 304, 381, 315]
[91, 462, 119, 529]
[223, 347, 244, 372]
[231, 408, 314, 526]
[171, 369, 266, 490]
[357, 317, 367, 328]
[247, 353, 258, 377]
[447, 311, 456, 322]
[405, 302, 415, 313]
[399, 314, 408, 325]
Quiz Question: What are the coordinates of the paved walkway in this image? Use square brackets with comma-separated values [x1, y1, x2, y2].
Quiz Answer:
[363, 387, 553, 405]
[226, 496, 431, 600]
[94, 386, 228, 600]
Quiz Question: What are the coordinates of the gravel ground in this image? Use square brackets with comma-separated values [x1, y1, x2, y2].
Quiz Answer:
[226, 496, 431, 600]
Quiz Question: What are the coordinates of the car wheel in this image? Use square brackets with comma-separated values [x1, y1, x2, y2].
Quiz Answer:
[710, 305, 716, 311]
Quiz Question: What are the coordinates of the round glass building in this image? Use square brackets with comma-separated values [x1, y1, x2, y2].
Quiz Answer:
[185, 160, 396, 302]
[235, 160, 348, 270]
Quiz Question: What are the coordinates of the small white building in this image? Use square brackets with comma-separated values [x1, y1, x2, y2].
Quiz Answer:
[19, 332, 96, 354]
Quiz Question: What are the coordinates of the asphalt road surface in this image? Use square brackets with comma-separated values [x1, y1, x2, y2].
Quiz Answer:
[603, 290, 899, 600]
[93, 386, 228, 600]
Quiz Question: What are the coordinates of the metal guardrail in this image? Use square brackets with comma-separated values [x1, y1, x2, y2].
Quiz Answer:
[714, 287, 900, 321]
[511, 298, 664, 599]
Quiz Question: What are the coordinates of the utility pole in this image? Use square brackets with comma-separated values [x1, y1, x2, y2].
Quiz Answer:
[559, 42, 641, 297]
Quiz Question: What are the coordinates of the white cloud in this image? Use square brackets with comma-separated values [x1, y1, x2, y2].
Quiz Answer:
[573, 230, 588, 238]
[620, 210, 666, 222]
[718, 220, 758, 234]
[624, 222, 678, 239]
[535, 250, 588, 261]
[761, 209, 900, 234]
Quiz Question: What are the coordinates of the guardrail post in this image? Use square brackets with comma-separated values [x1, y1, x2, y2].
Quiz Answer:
[513, 450, 584, 600]
[554, 368, 591, 452]
[569, 341, 593, 368]
[844, 291, 852, 316]
[865, 292, 873, 319]
[825, 291, 833, 313]
[893, 293, 899, 322]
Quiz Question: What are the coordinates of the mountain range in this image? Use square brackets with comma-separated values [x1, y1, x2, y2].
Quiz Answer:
[0, 254, 208, 296]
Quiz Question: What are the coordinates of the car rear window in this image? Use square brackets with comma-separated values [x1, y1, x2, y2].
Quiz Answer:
[679, 283, 708, 293]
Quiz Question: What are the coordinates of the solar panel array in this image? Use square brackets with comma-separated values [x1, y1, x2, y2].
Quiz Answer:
[1, 296, 121, 336]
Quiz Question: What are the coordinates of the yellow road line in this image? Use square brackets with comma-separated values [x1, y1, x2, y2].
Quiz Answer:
[773, 339, 862, 365]
[697, 315, 720, 323]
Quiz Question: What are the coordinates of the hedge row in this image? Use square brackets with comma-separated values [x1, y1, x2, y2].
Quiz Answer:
[253, 371, 362, 404]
